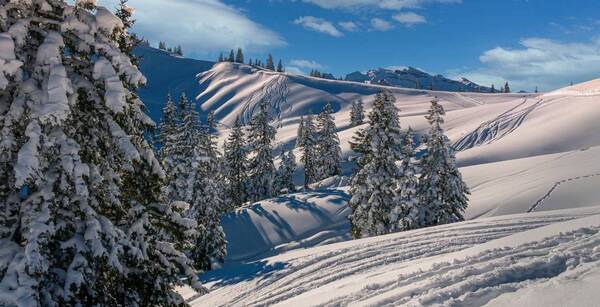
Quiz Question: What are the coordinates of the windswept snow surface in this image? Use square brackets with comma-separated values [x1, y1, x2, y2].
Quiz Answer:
[185, 207, 600, 306]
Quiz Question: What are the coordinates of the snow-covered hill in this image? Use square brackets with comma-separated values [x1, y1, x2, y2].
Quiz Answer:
[134, 45, 214, 120]
[345, 67, 496, 93]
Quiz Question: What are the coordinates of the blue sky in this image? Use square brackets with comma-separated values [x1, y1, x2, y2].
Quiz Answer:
[101, 0, 600, 91]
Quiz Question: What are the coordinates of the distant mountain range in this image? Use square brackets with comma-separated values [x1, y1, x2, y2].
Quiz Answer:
[345, 67, 497, 93]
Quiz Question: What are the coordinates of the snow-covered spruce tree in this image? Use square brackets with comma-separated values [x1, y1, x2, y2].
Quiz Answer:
[276, 59, 284, 72]
[348, 91, 405, 239]
[393, 127, 421, 231]
[297, 114, 318, 189]
[187, 111, 227, 271]
[224, 117, 249, 209]
[218, 52, 224, 62]
[158, 93, 177, 160]
[350, 98, 365, 126]
[163, 93, 196, 203]
[275, 150, 296, 194]
[315, 102, 341, 181]
[247, 100, 276, 201]
[417, 98, 470, 226]
[235, 48, 244, 63]
[265, 53, 275, 70]
[228, 49, 235, 62]
[0, 1, 204, 306]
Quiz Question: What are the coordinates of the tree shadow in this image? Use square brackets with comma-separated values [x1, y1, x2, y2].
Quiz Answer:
[201, 260, 287, 287]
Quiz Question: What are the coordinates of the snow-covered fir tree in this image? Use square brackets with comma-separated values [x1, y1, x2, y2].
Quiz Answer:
[297, 114, 318, 188]
[275, 150, 297, 194]
[228, 49, 235, 62]
[187, 111, 227, 271]
[315, 103, 341, 181]
[393, 127, 421, 231]
[266, 54, 275, 70]
[348, 92, 405, 239]
[223, 117, 249, 209]
[504, 82, 510, 93]
[0, 1, 204, 305]
[277, 59, 284, 72]
[350, 98, 365, 126]
[417, 98, 470, 226]
[247, 100, 277, 201]
[235, 48, 244, 63]
[218, 52, 224, 62]
[158, 40, 166, 50]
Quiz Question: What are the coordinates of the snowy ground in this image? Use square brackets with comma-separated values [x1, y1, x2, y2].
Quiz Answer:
[178, 63, 600, 305]
[183, 207, 600, 306]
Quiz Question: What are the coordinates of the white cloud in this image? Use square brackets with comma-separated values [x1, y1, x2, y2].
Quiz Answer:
[285, 66, 306, 75]
[338, 21, 359, 32]
[452, 37, 600, 91]
[371, 18, 393, 31]
[393, 12, 427, 25]
[98, 0, 285, 56]
[294, 16, 344, 37]
[289, 59, 325, 69]
[301, 0, 461, 10]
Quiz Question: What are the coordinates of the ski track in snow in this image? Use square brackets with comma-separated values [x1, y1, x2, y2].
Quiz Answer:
[454, 98, 543, 151]
[194, 211, 600, 306]
[528, 173, 600, 213]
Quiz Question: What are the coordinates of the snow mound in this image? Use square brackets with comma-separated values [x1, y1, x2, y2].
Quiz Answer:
[221, 189, 350, 262]
[544, 78, 600, 97]
[188, 207, 600, 306]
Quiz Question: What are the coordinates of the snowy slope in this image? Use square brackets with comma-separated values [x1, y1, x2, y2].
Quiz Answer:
[184, 207, 600, 306]
[134, 45, 214, 120]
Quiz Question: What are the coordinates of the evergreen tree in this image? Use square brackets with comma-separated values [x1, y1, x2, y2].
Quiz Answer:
[275, 151, 297, 194]
[247, 100, 277, 201]
[504, 82, 510, 93]
[158, 93, 178, 163]
[174, 45, 183, 56]
[187, 109, 227, 271]
[115, 0, 139, 59]
[350, 98, 365, 126]
[218, 52, 224, 62]
[348, 92, 405, 239]
[0, 2, 204, 305]
[224, 117, 249, 209]
[393, 128, 421, 231]
[235, 48, 244, 63]
[417, 99, 470, 226]
[297, 115, 318, 188]
[228, 49, 235, 62]
[277, 59, 284, 72]
[315, 103, 341, 180]
[266, 54, 275, 70]
[248, 58, 253, 65]
[159, 40, 166, 50]
[535, 86, 538, 93]
[491, 84, 495, 93]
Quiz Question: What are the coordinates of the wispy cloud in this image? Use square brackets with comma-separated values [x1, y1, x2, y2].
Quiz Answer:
[338, 21, 359, 32]
[300, 0, 462, 11]
[99, 0, 285, 56]
[289, 59, 325, 69]
[393, 12, 427, 26]
[293, 16, 344, 37]
[451, 37, 600, 91]
[371, 18, 393, 31]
